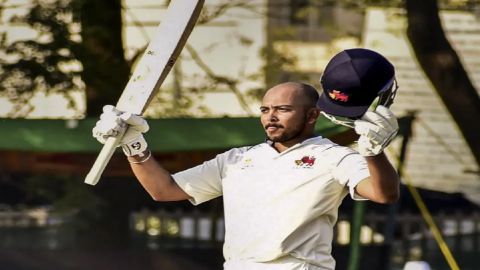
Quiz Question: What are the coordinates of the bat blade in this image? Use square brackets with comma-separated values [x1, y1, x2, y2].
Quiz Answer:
[85, 0, 204, 185]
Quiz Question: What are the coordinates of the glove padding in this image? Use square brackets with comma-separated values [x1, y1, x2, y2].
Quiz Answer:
[92, 105, 150, 157]
[354, 105, 398, 156]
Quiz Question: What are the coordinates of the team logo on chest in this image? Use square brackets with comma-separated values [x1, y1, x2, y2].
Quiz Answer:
[294, 156, 316, 168]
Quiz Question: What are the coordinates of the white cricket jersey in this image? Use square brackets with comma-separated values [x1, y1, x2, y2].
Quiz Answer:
[173, 136, 370, 270]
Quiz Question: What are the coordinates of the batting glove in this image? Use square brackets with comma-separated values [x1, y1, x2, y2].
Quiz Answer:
[92, 105, 150, 157]
[354, 105, 399, 156]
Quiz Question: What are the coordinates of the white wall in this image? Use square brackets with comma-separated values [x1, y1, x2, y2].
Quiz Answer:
[123, 0, 267, 117]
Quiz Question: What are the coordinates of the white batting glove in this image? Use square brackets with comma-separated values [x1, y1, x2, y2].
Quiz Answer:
[92, 105, 150, 157]
[354, 105, 399, 156]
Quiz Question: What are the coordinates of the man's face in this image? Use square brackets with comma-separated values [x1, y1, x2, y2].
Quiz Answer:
[260, 85, 310, 143]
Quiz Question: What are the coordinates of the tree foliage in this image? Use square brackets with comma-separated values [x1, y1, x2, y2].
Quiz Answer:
[0, 0, 278, 117]
[405, 0, 480, 165]
[74, 0, 130, 116]
[0, 0, 83, 117]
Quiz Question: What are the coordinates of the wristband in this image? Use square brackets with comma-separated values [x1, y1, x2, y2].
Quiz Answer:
[128, 150, 152, 164]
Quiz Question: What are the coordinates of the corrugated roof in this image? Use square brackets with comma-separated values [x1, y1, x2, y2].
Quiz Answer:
[363, 8, 480, 204]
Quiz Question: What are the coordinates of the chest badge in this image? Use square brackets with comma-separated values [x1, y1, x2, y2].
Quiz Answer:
[240, 158, 253, 169]
[295, 156, 316, 168]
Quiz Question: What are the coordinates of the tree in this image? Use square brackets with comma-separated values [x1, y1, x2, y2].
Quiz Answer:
[0, 0, 132, 117]
[0, 0, 84, 117]
[405, 0, 480, 165]
[0, 0, 276, 118]
[73, 0, 131, 116]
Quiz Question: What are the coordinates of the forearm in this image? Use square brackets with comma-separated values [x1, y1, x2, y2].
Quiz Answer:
[361, 153, 400, 203]
[91, 106, 190, 201]
[127, 150, 190, 201]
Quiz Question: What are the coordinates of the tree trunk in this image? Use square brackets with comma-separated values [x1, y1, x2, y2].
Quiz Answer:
[74, 0, 131, 116]
[405, 0, 480, 166]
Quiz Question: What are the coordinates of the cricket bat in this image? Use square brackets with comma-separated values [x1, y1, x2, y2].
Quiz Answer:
[85, 0, 204, 185]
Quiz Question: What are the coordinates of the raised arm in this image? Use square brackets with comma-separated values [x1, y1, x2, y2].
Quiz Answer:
[127, 151, 191, 201]
[352, 105, 400, 204]
[355, 153, 399, 203]
[92, 105, 191, 201]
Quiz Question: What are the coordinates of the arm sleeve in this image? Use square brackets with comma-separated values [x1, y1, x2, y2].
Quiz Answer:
[332, 149, 370, 200]
[172, 148, 245, 205]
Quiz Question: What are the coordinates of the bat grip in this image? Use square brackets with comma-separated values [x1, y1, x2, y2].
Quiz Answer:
[84, 129, 125, 185]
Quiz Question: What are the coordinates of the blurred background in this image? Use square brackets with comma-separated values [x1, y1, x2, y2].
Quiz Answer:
[0, 0, 479, 269]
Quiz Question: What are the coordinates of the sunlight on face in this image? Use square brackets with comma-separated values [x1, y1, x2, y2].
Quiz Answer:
[260, 84, 311, 143]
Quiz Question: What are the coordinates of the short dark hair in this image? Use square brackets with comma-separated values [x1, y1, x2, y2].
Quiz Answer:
[283, 82, 319, 108]
[299, 82, 320, 108]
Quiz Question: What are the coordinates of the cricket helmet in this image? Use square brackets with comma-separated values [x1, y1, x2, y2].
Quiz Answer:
[317, 48, 396, 119]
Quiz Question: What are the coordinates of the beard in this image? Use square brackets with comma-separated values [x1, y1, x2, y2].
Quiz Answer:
[265, 117, 307, 143]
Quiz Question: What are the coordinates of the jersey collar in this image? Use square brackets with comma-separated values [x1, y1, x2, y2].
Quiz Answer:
[264, 135, 324, 156]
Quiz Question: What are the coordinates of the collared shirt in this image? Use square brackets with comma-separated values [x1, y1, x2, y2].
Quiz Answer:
[173, 136, 369, 270]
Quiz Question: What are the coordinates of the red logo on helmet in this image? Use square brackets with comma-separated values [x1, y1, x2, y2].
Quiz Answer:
[329, 90, 349, 102]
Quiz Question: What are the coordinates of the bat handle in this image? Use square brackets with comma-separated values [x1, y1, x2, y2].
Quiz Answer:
[84, 130, 125, 185]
